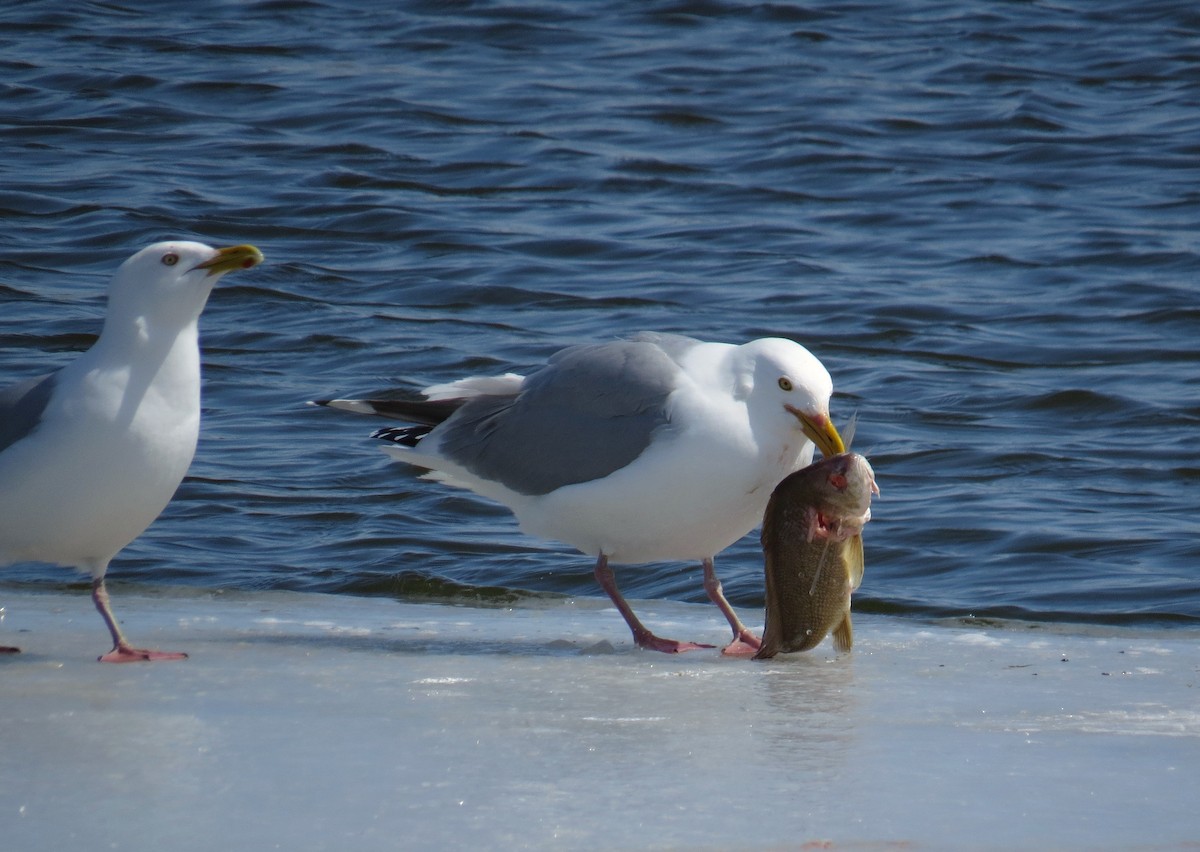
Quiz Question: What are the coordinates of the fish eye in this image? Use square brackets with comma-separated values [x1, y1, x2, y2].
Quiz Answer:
[777, 377, 793, 392]
[828, 473, 848, 490]
[161, 253, 180, 267]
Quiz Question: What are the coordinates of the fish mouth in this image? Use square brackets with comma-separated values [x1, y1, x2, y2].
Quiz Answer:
[785, 405, 846, 458]
[194, 244, 264, 276]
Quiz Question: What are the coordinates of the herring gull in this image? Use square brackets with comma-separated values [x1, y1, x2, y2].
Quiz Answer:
[316, 332, 844, 654]
[0, 240, 263, 661]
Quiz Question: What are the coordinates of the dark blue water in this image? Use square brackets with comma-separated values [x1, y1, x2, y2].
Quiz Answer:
[3, 0, 1198, 629]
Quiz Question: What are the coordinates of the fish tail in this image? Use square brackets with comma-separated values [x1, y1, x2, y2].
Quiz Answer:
[832, 612, 853, 652]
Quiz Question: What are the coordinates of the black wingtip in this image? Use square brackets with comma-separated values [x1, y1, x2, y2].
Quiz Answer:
[372, 425, 432, 447]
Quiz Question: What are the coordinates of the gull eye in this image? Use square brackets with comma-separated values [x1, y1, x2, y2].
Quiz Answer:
[161, 253, 180, 267]
[777, 377, 793, 392]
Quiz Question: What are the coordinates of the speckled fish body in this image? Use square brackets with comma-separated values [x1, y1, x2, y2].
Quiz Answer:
[755, 452, 878, 659]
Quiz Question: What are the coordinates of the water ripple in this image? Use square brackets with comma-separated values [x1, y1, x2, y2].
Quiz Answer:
[1, 0, 1198, 629]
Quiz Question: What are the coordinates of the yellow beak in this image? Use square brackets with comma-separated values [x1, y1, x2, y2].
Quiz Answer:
[786, 405, 846, 458]
[195, 244, 264, 276]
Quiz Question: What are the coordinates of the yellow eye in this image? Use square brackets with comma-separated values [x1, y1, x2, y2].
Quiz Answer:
[161, 253, 179, 266]
[778, 377, 793, 391]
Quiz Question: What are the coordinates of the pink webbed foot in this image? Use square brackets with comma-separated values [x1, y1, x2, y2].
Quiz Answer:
[700, 557, 764, 657]
[91, 578, 186, 663]
[594, 554, 715, 654]
[633, 629, 715, 654]
[720, 629, 762, 657]
[99, 644, 188, 663]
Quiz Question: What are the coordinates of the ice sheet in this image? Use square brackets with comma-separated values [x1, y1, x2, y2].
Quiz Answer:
[2, 587, 1198, 850]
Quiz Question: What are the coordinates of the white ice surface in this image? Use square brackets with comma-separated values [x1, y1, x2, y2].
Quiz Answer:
[2, 587, 1198, 851]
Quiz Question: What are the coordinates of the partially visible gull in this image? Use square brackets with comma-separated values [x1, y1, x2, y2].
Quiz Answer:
[316, 332, 844, 654]
[0, 240, 263, 661]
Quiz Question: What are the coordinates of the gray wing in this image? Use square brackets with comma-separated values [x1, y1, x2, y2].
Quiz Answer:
[435, 338, 687, 496]
[626, 331, 703, 361]
[0, 372, 58, 455]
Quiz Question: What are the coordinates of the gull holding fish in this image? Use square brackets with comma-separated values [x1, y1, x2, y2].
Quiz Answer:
[0, 240, 263, 661]
[316, 332, 844, 654]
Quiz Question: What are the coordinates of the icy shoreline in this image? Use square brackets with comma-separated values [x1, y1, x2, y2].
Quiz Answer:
[3, 586, 1198, 850]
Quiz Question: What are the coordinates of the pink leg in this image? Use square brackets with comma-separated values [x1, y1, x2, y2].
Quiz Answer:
[593, 555, 714, 653]
[701, 558, 761, 656]
[92, 578, 187, 663]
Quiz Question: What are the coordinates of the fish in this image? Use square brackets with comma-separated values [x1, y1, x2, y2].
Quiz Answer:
[755, 452, 878, 659]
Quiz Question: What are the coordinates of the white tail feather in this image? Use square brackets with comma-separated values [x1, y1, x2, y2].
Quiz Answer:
[320, 399, 379, 415]
[423, 373, 524, 401]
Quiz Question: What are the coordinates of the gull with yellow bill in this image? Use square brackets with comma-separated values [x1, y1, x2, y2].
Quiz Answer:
[317, 332, 844, 655]
[0, 240, 263, 661]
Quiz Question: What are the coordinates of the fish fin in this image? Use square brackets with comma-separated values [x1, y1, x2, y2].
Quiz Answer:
[808, 536, 833, 596]
[756, 509, 781, 660]
[841, 411, 857, 449]
[752, 632, 778, 661]
[802, 506, 820, 543]
[832, 611, 853, 652]
[846, 534, 865, 591]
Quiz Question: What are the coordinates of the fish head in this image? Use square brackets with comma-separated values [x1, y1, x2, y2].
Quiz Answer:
[819, 452, 878, 517]
[775, 452, 878, 540]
